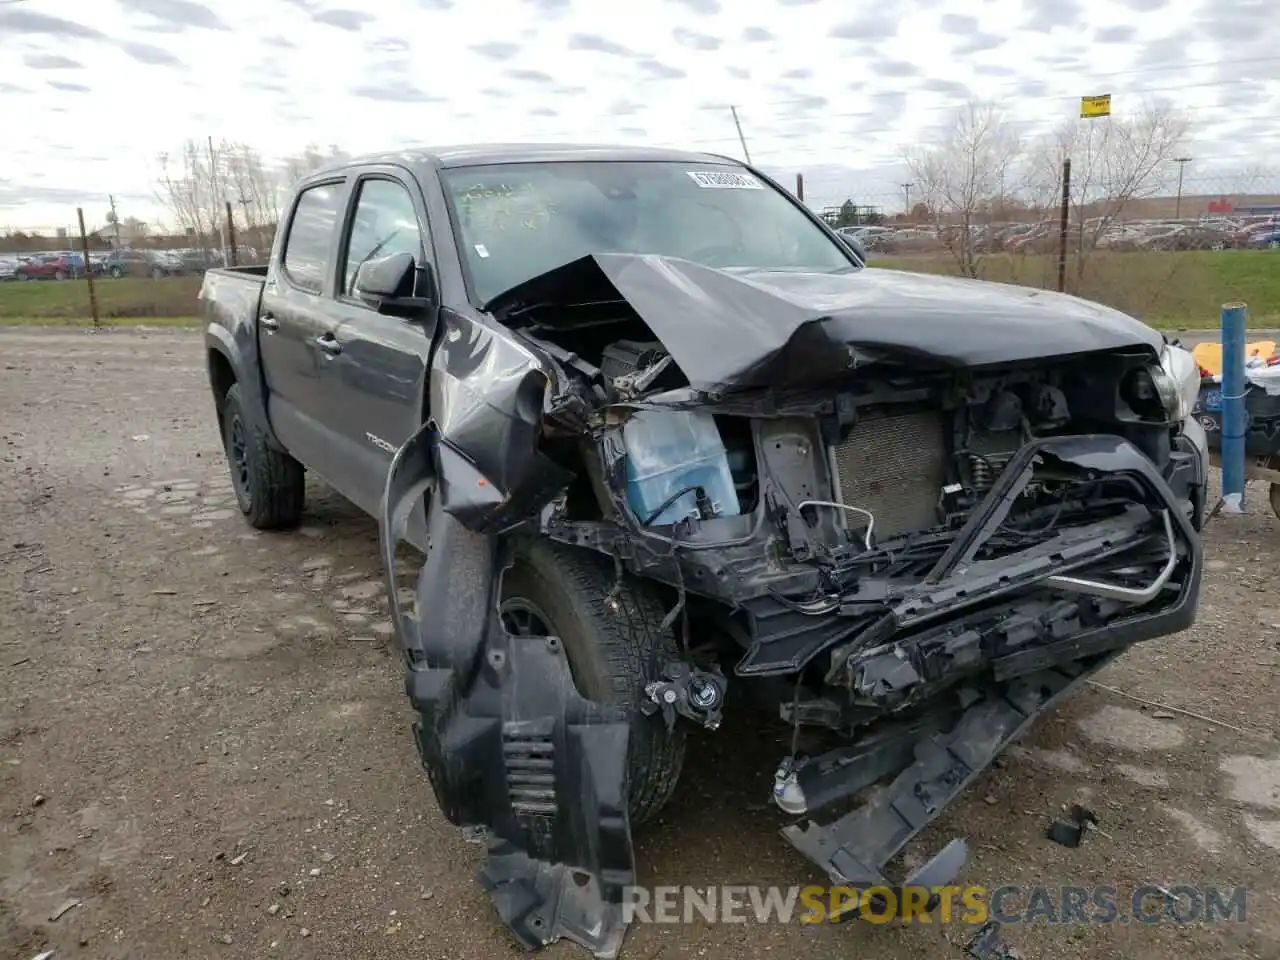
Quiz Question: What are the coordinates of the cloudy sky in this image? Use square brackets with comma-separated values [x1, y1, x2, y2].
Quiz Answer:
[0, 0, 1276, 230]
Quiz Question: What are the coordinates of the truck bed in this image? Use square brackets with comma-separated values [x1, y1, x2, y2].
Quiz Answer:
[201, 267, 267, 331]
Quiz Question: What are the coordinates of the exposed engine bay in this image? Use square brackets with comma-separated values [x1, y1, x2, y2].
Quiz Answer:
[380, 253, 1206, 957]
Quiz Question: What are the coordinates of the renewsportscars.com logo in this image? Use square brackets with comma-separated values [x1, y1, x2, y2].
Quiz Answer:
[621, 884, 1248, 926]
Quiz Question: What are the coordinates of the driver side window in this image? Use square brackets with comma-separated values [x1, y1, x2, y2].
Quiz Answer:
[341, 178, 424, 297]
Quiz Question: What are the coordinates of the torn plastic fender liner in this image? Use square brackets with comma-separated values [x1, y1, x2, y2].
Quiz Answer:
[429, 313, 576, 533]
[380, 422, 638, 958]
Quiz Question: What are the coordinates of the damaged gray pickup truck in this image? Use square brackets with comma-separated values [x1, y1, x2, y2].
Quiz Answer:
[202, 144, 1207, 956]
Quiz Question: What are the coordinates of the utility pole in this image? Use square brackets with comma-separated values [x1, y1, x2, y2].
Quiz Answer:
[1173, 156, 1192, 219]
[108, 194, 122, 249]
[729, 105, 752, 164]
[901, 182, 914, 219]
[208, 135, 226, 262]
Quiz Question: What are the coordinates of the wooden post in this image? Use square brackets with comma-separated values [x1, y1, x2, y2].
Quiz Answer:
[226, 200, 238, 267]
[1056, 158, 1071, 294]
[76, 207, 101, 328]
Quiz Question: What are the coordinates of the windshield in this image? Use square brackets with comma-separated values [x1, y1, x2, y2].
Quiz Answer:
[440, 161, 855, 304]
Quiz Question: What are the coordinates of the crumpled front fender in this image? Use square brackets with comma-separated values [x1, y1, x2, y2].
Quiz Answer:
[380, 420, 637, 958]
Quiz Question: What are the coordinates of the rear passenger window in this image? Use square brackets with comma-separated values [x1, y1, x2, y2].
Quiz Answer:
[282, 183, 342, 293]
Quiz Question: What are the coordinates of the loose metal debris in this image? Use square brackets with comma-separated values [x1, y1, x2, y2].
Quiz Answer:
[1046, 803, 1100, 848]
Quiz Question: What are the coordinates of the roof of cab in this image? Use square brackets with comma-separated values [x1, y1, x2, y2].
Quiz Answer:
[318, 143, 742, 174]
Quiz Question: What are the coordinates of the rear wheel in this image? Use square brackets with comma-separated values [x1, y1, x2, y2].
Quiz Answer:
[221, 383, 305, 530]
[109, 266, 123, 279]
[499, 538, 686, 824]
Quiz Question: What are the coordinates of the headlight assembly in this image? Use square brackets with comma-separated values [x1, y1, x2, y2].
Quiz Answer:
[1152, 343, 1202, 422]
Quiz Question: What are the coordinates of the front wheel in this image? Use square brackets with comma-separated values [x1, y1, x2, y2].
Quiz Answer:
[499, 538, 686, 824]
[54, 270, 66, 281]
[221, 383, 305, 529]
[109, 266, 123, 279]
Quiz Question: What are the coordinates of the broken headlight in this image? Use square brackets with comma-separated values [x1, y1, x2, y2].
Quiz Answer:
[1152, 343, 1202, 422]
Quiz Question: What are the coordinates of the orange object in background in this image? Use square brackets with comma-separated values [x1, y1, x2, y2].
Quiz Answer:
[1190, 340, 1278, 378]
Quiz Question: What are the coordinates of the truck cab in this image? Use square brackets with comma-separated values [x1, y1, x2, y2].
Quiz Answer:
[203, 160, 450, 527]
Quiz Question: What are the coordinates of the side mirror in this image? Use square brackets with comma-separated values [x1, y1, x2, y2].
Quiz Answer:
[353, 252, 438, 318]
[837, 233, 868, 263]
[353, 251, 416, 300]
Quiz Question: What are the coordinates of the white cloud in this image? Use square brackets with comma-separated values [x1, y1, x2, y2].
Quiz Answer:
[0, 0, 1277, 228]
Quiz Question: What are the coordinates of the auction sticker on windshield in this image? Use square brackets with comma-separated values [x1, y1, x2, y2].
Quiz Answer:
[686, 170, 764, 189]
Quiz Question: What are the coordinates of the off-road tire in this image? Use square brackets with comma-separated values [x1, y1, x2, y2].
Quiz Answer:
[221, 383, 304, 530]
[500, 537, 686, 824]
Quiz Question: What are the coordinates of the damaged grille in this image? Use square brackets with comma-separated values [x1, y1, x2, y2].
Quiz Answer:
[502, 722, 557, 817]
[832, 409, 948, 537]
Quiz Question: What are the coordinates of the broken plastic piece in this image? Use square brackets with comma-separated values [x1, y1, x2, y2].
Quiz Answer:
[1046, 803, 1099, 848]
[783, 664, 1098, 894]
[964, 920, 1021, 960]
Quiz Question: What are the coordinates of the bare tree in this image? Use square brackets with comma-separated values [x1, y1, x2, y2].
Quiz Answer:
[155, 140, 350, 259]
[905, 102, 1022, 278]
[1025, 99, 1189, 287]
[155, 140, 211, 246]
[280, 143, 350, 186]
[218, 142, 288, 255]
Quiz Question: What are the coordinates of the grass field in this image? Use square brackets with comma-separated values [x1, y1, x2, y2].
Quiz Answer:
[0, 250, 1275, 329]
[0, 276, 202, 324]
[873, 249, 1280, 328]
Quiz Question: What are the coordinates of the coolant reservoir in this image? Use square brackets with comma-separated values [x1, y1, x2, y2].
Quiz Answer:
[622, 410, 741, 525]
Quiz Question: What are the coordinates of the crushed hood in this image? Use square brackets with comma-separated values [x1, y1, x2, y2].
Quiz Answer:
[485, 253, 1163, 393]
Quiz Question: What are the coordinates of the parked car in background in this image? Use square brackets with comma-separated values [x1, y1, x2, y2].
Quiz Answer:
[177, 248, 219, 273]
[1243, 228, 1280, 249]
[0, 257, 17, 281]
[838, 225, 893, 252]
[98, 248, 184, 279]
[14, 252, 86, 280]
[1142, 224, 1234, 252]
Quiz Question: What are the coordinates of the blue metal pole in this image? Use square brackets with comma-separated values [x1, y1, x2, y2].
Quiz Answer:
[1219, 301, 1248, 513]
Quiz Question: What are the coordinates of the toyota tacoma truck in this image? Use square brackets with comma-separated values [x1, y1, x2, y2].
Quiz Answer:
[201, 144, 1207, 957]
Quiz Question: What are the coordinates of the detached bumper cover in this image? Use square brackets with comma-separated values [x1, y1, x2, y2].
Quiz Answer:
[381, 422, 634, 957]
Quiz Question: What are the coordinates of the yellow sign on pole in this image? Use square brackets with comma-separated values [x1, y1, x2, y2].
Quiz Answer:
[1080, 94, 1111, 119]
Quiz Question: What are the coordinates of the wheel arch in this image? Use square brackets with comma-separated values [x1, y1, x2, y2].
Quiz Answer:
[204, 325, 281, 449]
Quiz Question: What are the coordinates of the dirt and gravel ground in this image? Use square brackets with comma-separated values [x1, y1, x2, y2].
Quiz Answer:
[3, 327, 1280, 960]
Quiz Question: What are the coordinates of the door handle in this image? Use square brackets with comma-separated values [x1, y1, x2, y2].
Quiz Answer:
[259, 312, 279, 331]
[315, 333, 342, 355]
